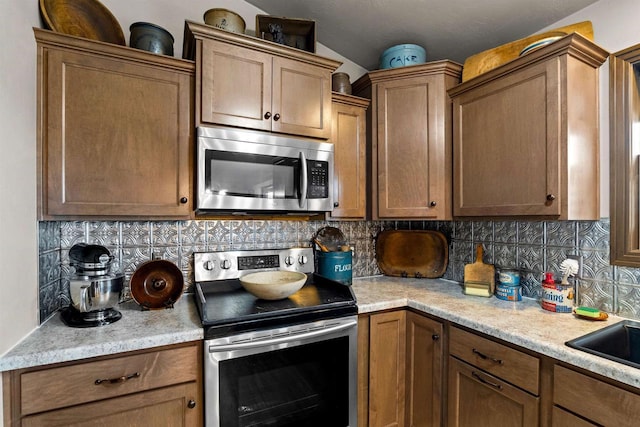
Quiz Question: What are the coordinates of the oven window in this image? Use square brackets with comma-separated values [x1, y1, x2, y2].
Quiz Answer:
[206, 150, 300, 199]
[219, 336, 349, 427]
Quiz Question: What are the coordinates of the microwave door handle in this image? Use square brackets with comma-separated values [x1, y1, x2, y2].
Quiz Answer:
[299, 151, 307, 208]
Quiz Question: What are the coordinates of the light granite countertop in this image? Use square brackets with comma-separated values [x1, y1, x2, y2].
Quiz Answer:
[352, 276, 639, 389]
[0, 295, 203, 372]
[1, 277, 639, 393]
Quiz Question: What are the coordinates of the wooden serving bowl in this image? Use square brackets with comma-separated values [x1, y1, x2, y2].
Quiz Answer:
[239, 271, 307, 300]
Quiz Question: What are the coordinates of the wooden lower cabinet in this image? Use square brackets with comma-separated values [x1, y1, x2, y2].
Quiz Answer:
[447, 326, 540, 427]
[20, 383, 199, 427]
[551, 406, 597, 427]
[368, 310, 407, 427]
[405, 311, 444, 427]
[553, 364, 640, 427]
[359, 310, 444, 427]
[447, 357, 539, 427]
[3, 342, 202, 427]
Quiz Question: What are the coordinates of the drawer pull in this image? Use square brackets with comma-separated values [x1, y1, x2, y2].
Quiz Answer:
[95, 372, 140, 385]
[472, 371, 503, 390]
[472, 348, 503, 364]
[188, 400, 197, 409]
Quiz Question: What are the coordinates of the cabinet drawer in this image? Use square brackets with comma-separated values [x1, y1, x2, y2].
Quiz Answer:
[449, 326, 539, 394]
[554, 365, 640, 426]
[20, 344, 198, 415]
[551, 406, 597, 427]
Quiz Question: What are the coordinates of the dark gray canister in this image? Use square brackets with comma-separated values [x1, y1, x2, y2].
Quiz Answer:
[129, 22, 174, 56]
[317, 251, 352, 285]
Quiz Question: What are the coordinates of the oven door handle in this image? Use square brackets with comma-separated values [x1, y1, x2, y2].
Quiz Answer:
[299, 151, 307, 209]
[208, 319, 356, 353]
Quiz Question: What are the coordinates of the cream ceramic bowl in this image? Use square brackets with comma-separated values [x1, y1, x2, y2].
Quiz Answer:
[239, 271, 307, 300]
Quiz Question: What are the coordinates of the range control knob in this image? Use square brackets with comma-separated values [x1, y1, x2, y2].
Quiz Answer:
[298, 255, 308, 265]
[284, 255, 295, 266]
[203, 260, 215, 271]
[221, 259, 232, 270]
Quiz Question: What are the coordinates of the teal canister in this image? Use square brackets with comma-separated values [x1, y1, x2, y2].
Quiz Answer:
[316, 250, 352, 285]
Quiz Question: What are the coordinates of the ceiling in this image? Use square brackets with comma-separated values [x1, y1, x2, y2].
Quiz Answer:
[244, 0, 599, 70]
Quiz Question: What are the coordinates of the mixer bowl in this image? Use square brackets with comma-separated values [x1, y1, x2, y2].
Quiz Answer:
[69, 273, 124, 313]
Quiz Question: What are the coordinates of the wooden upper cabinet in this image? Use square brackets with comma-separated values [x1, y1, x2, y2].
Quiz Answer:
[200, 40, 273, 132]
[329, 93, 369, 219]
[353, 61, 462, 220]
[449, 33, 608, 219]
[35, 29, 194, 219]
[186, 21, 340, 140]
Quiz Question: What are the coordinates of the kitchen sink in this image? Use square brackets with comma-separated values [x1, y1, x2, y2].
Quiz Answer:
[566, 320, 640, 369]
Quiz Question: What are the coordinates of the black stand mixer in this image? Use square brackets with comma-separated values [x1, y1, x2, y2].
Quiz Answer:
[61, 243, 124, 327]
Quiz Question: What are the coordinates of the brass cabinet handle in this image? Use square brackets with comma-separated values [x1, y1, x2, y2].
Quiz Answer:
[273, 113, 280, 121]
[472, 348, 503, 364]
[471, 371, 503, 390]
[95, 372, 140, 385]
[264, 112, 271, 119]
[546, 194, 556, 201]
[187, 400, 196, 409]
[180, 197, 188, 204]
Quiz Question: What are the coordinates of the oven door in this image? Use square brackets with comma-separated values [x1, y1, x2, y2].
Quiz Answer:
[204, 316, 357, 427]
[197, 126, 333, 213]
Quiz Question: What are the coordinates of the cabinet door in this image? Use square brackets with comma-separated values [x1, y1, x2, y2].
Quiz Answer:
[200, 39, 272, 131]
[448, 357, 539, 427]
[405, 312, 443, 427]
[21, 382, 201, 426]
[551, 406, 597, 427]
[43, 49, 191, 217]
[376, 76, 449, 219]
[272, 56, 332, 139]
[330, 99, 367, 219]
[369, 311, 407, 427]
[453, 60, 561, 217]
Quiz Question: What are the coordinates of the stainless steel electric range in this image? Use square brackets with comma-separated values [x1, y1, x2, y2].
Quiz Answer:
[193, 247, 358, 427]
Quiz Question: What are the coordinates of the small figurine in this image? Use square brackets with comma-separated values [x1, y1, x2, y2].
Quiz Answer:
[268, 23, 286, 45]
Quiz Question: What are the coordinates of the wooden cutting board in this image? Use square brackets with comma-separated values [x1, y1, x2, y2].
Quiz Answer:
[463, 244, 495, 296]
[375, 230, 448, 278]
[462, 21, 593, 82]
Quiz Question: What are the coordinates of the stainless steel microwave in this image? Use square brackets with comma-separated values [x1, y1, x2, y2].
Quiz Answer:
[196, 126, 334, 213]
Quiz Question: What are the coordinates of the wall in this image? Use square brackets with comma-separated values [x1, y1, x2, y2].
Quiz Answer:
[0, 0, 41, 420]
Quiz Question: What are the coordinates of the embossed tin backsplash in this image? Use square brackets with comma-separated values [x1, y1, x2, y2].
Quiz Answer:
[38, 218, 640, 323]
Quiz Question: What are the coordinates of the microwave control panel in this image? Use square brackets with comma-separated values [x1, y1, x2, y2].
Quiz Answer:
[307, 160, 329, 198]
